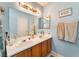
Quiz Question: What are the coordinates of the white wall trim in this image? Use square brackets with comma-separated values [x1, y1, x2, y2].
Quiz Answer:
[47, 51, 63, 57]
[51, 51, 63, 57]
[47, 52, 53, 57]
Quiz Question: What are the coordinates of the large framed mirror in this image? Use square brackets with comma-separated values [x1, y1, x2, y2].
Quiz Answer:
[9, 8, 29, 38]
[9, 8, 38, 39]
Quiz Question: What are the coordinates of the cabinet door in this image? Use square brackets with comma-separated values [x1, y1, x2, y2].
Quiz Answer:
[47, 38, 52, 53]
[12, 48, 32, 57]
[24, 48, 32, 57]
[41, 40, 48, 57]
[32, 43, 41, 57]
[13, 50, 25, 57]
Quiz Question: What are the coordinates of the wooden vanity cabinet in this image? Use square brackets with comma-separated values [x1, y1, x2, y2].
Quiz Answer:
[12, 50, 25, 57]
[47, 38, 52, 53]
[31, 43, 41, 57]
[12, 48, 31, 57]
[12, 38, 52, 57]
[41, 38, 52, 57]
[24, 48, 32, 57]
[41, 40, 48, 57]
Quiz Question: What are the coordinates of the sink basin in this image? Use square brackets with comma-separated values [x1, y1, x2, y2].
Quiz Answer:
[7, 34, 51, 49]
[7, 36, 40, 48]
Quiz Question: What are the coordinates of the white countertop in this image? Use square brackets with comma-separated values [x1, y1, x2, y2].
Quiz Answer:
[6, 34, 52, 57]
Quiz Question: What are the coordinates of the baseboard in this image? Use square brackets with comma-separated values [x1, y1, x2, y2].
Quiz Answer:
[51, 51, 63, 57]
[47, 52, 53, 57]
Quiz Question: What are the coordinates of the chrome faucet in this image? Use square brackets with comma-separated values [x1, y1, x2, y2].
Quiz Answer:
[13, 33, 17, 40]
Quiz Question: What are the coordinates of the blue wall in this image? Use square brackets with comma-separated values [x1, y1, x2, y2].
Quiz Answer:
[43, 2, 79, 57]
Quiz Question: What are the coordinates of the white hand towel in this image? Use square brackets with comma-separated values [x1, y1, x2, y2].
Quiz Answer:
[64, 21, 77, 43]
[57, 23, 65, 40]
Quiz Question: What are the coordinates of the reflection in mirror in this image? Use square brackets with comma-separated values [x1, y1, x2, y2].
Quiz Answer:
[38, 16, 51, 35]
[9, 8, 38, 39]
[9, 8, 28, 39]
[17, 17, 27, 37]
[28, 15, 37, 36]
[38, 16, 51, 29]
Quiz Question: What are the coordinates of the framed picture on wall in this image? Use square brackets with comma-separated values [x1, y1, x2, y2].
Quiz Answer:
[59, 8, 72, 18]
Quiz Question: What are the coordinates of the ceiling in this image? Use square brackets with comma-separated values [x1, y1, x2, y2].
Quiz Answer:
[36, 2, 48, 7]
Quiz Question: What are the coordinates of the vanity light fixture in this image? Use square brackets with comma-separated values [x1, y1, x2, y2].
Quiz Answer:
[44, 16, 51, 20]
[18, 2, 33, 10]
[37, 2, 48, 7]
[18, 2, 41, 16]
[35, 8, 41, 14]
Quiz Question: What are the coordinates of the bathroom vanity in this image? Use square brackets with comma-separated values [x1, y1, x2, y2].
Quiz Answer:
[7, 8, 52, 57]
[7, 35, 52, 57]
